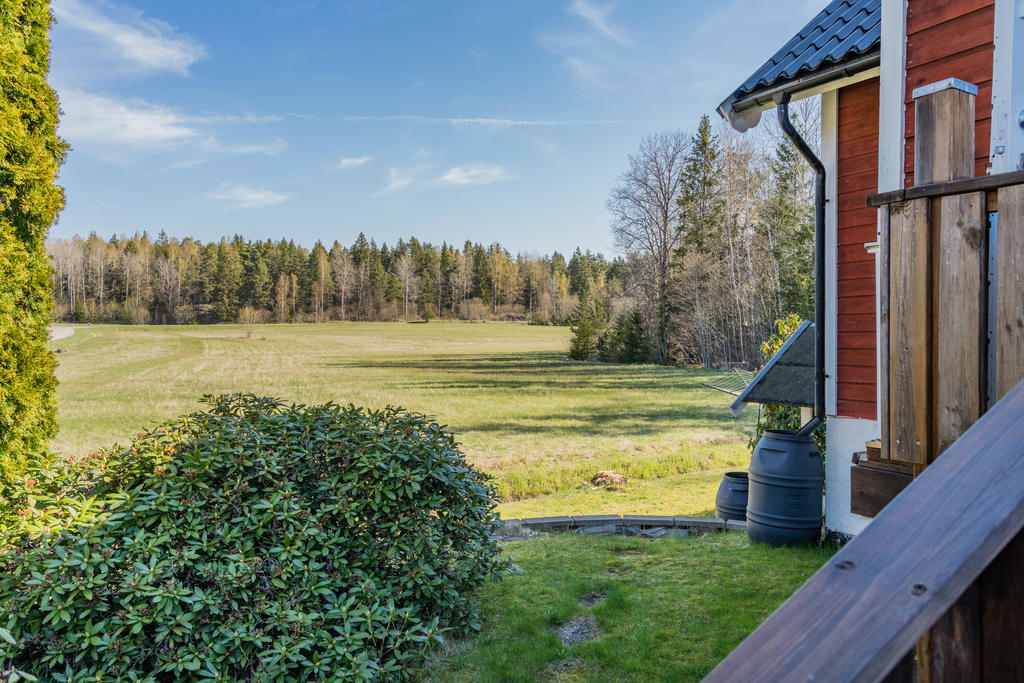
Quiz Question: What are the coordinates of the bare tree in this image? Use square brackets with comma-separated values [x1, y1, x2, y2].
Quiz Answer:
[393, 252, 418, 319]
[239, 306, 258, 338]
[274, 273, 289, 324]
[455, 250, 473, 305]
[608, 131, 689, 363]
[330, 247, 354, 320]
[154, 257, 180, 322]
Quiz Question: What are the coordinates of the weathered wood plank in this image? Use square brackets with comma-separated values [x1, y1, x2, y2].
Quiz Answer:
[703, 379, 1024, 683]
[865, 169, 1024, 208]
[850, 465, 913, 517]
[914, 86, 975, 186]
[925, 584, 981, 682]
[855, 456, 913, 475]
[996, 184, 1024, 401]
[979, 530, 1024, 680]
[935, 192, 986, 454]
[889, 199, 932, 465]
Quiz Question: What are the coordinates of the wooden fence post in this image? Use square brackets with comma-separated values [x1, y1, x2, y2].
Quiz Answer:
[907, 78, 981, 683]
[888, 198, 932, 465]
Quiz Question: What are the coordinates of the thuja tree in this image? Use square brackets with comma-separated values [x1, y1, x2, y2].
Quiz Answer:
[0, 0, 68, 488]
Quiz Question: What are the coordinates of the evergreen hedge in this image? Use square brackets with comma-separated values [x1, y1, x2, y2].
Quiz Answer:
[0, 0, 68, 490]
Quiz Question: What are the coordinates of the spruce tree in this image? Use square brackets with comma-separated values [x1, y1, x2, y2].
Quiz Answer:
[1, 0, 68, 486]
[569, 282, 603, 361]
[678, 114, 726, 253]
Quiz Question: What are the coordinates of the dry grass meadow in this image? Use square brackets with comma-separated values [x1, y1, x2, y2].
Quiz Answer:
[51, 322, 755, 513]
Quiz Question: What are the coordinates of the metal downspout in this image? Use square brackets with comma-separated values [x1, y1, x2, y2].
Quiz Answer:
[776, 93, 825, 437]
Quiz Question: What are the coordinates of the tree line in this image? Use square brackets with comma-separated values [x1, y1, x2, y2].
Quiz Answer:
[570, 106, 819, 368]
[47, 232, 628, 326]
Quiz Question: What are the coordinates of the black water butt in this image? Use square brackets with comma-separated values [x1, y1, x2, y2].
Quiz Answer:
[715, 472, 749, 521]
[747, 429, 823, 545]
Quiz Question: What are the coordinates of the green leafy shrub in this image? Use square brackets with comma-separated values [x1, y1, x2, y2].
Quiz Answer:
[1, 0, 69, 493]
[750, 314, 825, 454]
[0, 394, 510, 681]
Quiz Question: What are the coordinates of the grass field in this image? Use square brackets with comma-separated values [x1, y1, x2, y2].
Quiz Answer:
[51, 322, 755, 510]
[418, 532, 832, 681]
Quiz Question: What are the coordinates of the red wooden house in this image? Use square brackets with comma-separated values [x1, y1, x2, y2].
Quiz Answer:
[718, 0, 1024, 538]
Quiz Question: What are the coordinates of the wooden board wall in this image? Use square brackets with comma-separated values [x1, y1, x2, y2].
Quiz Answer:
[996, 185, 1024, 401]
[836, 77, 880, 420]
[904, 0, 994, 187]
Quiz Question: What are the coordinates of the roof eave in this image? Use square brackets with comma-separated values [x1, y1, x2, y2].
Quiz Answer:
[717, 51, 881, 132]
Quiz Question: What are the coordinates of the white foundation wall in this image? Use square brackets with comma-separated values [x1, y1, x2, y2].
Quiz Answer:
[825, 416, 879, 537]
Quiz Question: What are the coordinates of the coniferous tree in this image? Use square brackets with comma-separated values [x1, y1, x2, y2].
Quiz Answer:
[569, 282, 605, 361]
[1, 0, 68, 487]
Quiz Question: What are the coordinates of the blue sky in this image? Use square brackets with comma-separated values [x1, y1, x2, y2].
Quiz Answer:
[49, 0, 821, 255]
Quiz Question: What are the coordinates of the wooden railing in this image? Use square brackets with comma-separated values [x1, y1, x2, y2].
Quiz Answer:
[704, 377, 1024, 681]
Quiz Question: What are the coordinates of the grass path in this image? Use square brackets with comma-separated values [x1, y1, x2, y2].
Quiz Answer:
[51, 322, 755, 505]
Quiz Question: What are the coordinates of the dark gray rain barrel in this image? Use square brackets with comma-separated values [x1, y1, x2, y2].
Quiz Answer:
[715, 472, 748, 521]
[747, 430, 823, 545]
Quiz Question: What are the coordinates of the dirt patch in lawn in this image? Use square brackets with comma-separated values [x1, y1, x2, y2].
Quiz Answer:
[554, 614, 599, 647]
[541, 657, 587, 680]
[580, 591, 606, 607]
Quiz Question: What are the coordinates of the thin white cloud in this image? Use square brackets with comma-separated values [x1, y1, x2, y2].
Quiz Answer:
[58, 89, 287, 164]
[372, 168, 414, 197]
[337, 155, 373, 169]
[52, 0, 206, 75]
[563, 56, 603, 84]
[568, 0, 631, 44]
[166, 139, 288, 169]
[436, 164, 511, 187]
[342, 114, 658, 128]
[191, 113, 284, 124]
[208, 183, 288, 209]
[59, 89, 197, 148]
[538, 0, 635, 86]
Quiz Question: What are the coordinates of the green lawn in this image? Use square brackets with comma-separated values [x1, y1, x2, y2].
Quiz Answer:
[51, 322, 755, 507]
[417, 532, 832, 682]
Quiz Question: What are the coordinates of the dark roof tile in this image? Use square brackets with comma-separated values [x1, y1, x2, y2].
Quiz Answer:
[726, 0, 881, 105]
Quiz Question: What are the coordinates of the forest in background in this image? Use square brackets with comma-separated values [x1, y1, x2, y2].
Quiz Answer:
[48, 104, 818, 369]
[48, 231, 621, 326]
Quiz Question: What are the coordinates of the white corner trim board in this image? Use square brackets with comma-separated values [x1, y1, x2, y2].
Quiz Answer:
[990, 0, 1024, 173]
[878, 0, 907, 192]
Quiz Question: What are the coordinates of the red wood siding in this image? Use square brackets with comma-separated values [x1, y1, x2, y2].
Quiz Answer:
[836, 77, 880, 420]
[904, 0, 994, 186]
